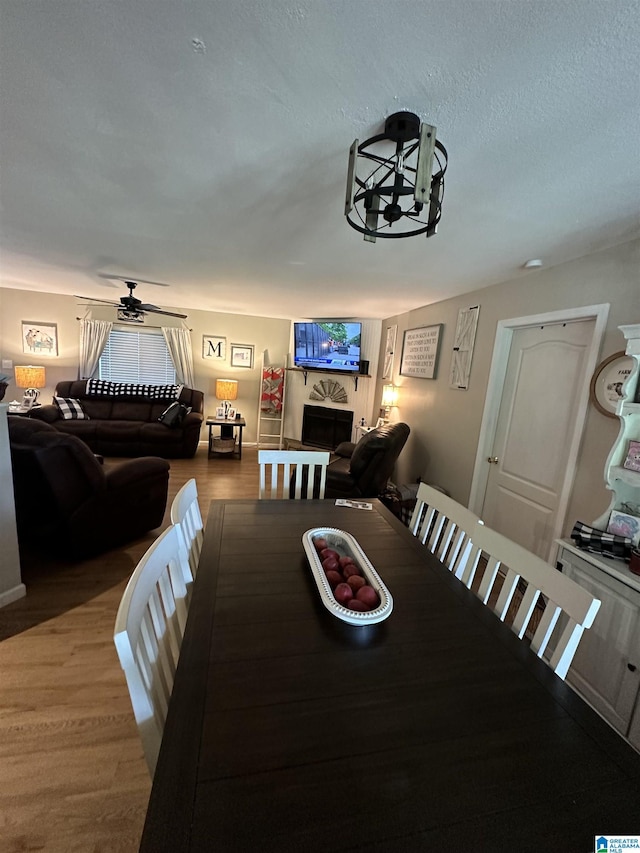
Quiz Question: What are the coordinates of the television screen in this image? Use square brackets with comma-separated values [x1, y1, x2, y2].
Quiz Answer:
[293, 321, 362, 373]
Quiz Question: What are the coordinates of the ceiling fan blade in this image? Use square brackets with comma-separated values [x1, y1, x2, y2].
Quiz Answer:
[74, 295, 120, 307]
[97, 273, 171, 287]
[145, 307, 188, 319]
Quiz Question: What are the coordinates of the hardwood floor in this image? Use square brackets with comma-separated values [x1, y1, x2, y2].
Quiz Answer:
[0, 444, 261, 853]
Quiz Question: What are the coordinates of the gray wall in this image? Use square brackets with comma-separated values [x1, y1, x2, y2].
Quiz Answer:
[375, 238, 639, 534]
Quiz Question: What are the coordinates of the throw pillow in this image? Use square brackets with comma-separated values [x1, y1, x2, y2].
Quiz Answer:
[158, 401, 191, 428]
[54, 397, 90, 420]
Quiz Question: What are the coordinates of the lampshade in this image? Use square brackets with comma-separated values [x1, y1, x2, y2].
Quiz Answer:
[381, 384, 398, 409]
[215, 379, 238, 402]
[15, 365, 46, 390]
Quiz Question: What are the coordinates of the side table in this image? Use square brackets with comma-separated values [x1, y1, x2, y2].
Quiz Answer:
[206, 417, 246, 459]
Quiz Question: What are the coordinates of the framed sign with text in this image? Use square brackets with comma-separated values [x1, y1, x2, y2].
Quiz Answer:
[399, 325, 443, 379]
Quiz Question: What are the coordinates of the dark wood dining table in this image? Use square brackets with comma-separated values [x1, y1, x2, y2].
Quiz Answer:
[140, 499, 640, 853]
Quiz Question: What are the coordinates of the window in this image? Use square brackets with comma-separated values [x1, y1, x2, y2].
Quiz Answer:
[98, 327, 176, 384]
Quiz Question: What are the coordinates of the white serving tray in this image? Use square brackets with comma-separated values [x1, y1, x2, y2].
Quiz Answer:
[302, 527, 393, 625]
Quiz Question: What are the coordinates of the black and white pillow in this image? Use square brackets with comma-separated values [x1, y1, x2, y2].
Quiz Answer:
[158, 401, 191, 428]
[86, 379, 182, 400]
[54, 397, 90, 420]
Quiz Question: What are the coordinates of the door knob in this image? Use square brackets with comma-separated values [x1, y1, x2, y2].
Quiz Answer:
[487, 456, 499, 464]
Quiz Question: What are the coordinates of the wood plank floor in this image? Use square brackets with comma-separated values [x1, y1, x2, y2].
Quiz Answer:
[0, 444, 261, 853]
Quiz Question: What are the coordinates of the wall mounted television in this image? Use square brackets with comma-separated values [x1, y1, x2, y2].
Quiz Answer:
[293, 321, 362, 373]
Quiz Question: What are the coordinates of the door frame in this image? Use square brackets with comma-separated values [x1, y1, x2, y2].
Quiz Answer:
[468, 304, 610, 560]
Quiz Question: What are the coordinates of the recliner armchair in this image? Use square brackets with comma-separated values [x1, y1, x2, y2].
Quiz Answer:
[325, 422, 410, 499]
[8, 417, 170, 558]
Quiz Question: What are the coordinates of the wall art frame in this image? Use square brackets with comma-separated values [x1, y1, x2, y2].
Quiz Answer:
[203, 336, 226, 360]
[399, 324, 442, 379]
[449, 305, 480, 390]
[382, 324, 397, 380]
[230, 343, 254, 369]
[22, 321, 58, 356]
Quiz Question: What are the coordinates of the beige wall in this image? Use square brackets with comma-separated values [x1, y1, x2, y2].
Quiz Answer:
[0, 288, 291, 442]
[376, 238, 639, 534]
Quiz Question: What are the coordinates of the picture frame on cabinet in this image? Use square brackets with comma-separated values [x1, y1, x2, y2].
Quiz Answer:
[226, 408, 237, 421]
[215, 406, 226, 419]
[607, 509, 640, 546]
[623, 439, 640, 473]
[589, 351, 635, 418]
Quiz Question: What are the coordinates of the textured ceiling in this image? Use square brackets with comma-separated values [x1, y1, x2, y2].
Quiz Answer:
[1, 0, 639, 320]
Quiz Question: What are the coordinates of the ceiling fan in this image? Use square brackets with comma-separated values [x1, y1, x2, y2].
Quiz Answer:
[75, 280, 187, 319]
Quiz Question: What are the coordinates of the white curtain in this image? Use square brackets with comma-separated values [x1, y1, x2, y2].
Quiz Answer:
[162, 326, 195, 388]
[79, 319, 113, 379]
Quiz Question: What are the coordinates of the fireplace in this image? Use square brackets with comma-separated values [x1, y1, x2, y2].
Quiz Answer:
[302, 405, 353, 450]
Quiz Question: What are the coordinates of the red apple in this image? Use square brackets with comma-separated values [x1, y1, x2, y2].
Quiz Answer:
[347, 599, 369, 612]
[333, 583, 352, 605]
[313, 537, 328, 552]
[325, 570, 342, 588]
[356, 585, 379, 608]
[347, 574, 365, 592]
[322, 556, 339, 573]
[342, 563, 361, 578]
[320, 548, 340, 562]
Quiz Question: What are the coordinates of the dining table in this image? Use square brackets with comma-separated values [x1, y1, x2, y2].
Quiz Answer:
[140, 499, 640, 853]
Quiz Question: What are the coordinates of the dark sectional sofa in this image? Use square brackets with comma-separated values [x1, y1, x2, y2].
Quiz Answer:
[30, 380, 204, 458]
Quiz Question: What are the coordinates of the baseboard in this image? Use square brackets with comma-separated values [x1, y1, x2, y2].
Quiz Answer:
[0, 582, 27, 609]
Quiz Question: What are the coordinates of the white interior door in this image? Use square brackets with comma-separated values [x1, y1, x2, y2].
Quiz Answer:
[480, 320, 595, 559]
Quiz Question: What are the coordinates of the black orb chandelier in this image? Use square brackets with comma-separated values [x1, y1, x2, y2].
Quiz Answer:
[344, 111, 448, 243]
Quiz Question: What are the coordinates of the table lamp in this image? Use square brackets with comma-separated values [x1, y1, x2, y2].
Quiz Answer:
[216, 378, 238, 438]
[15, 365, 46, 402]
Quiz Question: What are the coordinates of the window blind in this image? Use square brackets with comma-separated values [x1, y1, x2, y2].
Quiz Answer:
[98, 328, 176, 384]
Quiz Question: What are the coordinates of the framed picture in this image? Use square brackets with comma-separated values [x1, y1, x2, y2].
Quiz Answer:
[607, 509, 640, 546]
[203, 336, 226, 360]
[230, 343, 254, 369]
[400, 325, 442, 379]
[22, 321, 58, 356]
[589, 351, 634, 417]
[20, 394, 36, 410]
[623, 439, 640, 473]
[375, 417, 386, 428]
[226, 407, 237, 421]
[215, 405, 226, 419]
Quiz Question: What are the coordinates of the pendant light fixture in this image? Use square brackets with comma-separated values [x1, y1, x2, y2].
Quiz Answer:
[345, 111, 447, 243]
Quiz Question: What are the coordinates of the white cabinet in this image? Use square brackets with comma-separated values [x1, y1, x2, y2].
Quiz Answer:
[557, 541, 640, 745]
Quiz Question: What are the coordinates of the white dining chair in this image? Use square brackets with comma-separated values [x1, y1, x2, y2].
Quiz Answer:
[113, 525, 191, 776]
[258, 449, 331, 499]
[408, 482, 483, 584]
[470, 520, 601, 679]
[170, 478, 204, 590]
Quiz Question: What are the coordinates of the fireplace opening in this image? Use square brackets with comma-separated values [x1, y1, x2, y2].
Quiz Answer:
[302, 405, 353, 450]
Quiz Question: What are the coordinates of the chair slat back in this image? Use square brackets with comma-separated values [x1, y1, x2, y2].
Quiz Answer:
[170, 478, 204, 587]
[113, 525, 190, 775]
[258, 450, 330, 499]
[471, 521, 601, 679]
[409, 483, 483, 584]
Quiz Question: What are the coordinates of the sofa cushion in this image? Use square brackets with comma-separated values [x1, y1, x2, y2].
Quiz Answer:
[54, 396, 90, 419]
